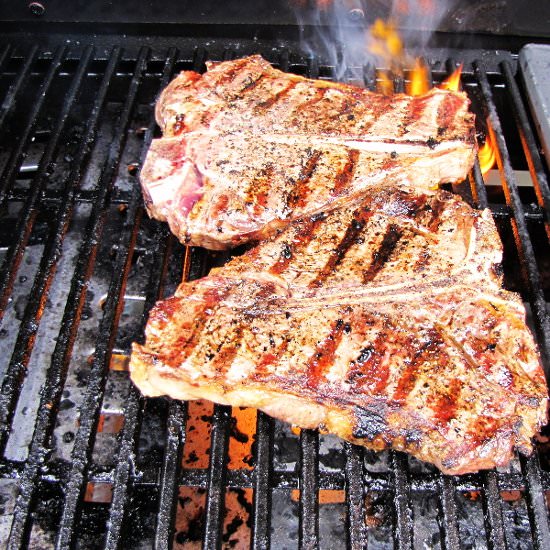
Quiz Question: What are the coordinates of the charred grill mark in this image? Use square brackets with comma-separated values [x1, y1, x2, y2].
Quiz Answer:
[245, 164, 275, 214]
[400, 192, 430, 218]
[216, 57, 251, 86]
[256, 81, 297, 110]
[362, 224, 403, 284]
[328, 98, 355, 122]
[433, 377, 461, 425]
[427, 197, 447, 232]
[174, 287, 231, 364]
[463, 415, 501, 451]
[347, 329, 389, 395]
[436, 93, 464, 138]
[299, 87, 327, 111]
[309, 206, 374, 287]
[393, 330, 443, 402]
[331, 149, 360, 197]
[210, 328, 244, 374]
[269, 212, 327, 275]
[269, 245, 293, 275]
[285, 150, 322, 211]
[239, 73, 265, 94]
[399, 95, 431, 137]
[255, 338, 289, 377]
[306, 318, 347, 389]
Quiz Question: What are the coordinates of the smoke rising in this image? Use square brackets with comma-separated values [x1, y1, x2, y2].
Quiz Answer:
[295, 0, 455, 81]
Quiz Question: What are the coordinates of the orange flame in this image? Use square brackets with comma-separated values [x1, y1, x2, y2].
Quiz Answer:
[478, 135, 497, 175]
[439, 63, 463, 92]
[377, 70, 394, 95]
[369, 19, 404, 62]
[407, 58, 430, 96]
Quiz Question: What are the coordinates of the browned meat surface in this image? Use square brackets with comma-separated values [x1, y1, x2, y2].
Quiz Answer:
[130, 187, 548, 475]
[141, 55, 477, 250]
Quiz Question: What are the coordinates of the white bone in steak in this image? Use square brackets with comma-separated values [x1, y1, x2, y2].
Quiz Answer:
[140, 55, 477, 250]
[130, 187, 548, 475]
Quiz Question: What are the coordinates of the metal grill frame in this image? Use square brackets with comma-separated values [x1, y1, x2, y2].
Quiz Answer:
[0, 36, 548, 550]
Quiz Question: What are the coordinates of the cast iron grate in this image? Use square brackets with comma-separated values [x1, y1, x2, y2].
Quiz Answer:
[0, 41, 548, 549]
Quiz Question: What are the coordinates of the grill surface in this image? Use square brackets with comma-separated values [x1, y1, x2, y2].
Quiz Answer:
[0, 35, 549, 549]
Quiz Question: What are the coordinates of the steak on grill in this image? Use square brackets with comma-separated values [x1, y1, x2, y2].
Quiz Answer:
[141, 55, 477, 250]
[130, 187, 547, 475]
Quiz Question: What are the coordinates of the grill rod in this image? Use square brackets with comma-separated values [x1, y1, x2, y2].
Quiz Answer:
[54, 47, 151, 549]
[0, 45, 65, 319]
[0, 44, 36, 131]
[104, 47, 178, 550]
[344, 442, 367, 550]
[251, 412, 275, 550]
[0, 46, 94, 457]
[5, 47, 121, 550]
[475, 60, 550, 549]
[501, 60, 550, 241]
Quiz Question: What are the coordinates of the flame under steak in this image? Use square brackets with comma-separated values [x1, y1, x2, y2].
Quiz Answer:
[130, 187, 547, 475]
[141, 55, 477, 250]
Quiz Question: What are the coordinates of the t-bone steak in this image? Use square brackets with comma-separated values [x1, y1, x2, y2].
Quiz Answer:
[130, 187, 547, 475]
[140, 55, 477, 249]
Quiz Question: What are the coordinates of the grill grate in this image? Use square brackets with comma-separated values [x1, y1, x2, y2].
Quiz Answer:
[0, 40, 549, 549]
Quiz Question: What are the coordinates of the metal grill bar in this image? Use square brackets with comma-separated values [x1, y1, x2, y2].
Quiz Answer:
[251, 411, 274, 550]
[438, 476, 460, 550]
[105, 47, 178, 550]
[299, 429, 319, 550]
[155, 398, 188, 550]
[98, 193, 143, 550]
[0, 47, 94, 455]
[482, 471, 507, 549]
[522, 453, 550, 550]
[0, 46, 65, 206]
[344, 443, 367, 550]
[475, 61, 550, 547]
[0, 43, 9, 69]
[468, 159, 489, 209]
[4, 47, 121, 550]
[475, 63, 550, 374]
[0, 44, 37, 132]
[392, 452, 413, 550]
[54, 47, 151, 549]
[154, 238, 189, 550]
[501, 60, 550, 239]
[203, 404, 231, 549]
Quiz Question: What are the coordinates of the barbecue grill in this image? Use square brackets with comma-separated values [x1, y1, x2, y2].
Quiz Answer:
[1, 1, 550, 548]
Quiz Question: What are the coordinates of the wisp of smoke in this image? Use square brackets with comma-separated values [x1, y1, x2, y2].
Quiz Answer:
[295, 0, 455, 81]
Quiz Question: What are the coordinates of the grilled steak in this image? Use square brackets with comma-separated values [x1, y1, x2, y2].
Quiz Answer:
[141, 55, 477, 250]
[130, 187, 547, 475]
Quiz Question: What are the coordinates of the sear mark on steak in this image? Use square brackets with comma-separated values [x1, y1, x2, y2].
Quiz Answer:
[129, 187, 548, 475]
[140, 55, 477, 250]
[352, 403, 390, 442]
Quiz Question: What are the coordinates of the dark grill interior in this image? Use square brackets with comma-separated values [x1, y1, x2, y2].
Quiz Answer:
[0, 36, 549, 549]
